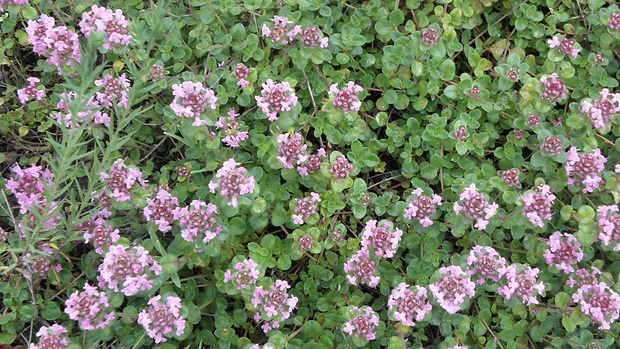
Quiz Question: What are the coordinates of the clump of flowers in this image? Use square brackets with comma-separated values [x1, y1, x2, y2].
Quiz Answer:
[149, 64, 165, 81]
[543, 231, 583, 273]
[330, 155, 353, 181]
[174, 200, 221, 244]
[466, 246, 507, 284]
[360, 220, 403, 258]
[292, 193, 321, 224]
[403, 188, 442, 227]
[498, 264, 545, 305]
[526, 114, 541, 127]
[597, 205, 620, 251]
[17, 77, 45, 103]
[567, 267, 601, 288]
[421, 27, 440, 46]
[29, 324, 69, 349]
[521, 183, 556, 227]
[223, 258, 260, 293]
[255, 79, 298, 121]
[215, 108, 249, 148]
[0, 229, 8, 244]
[572, 282, 620, 330]
[300, 26, 329, 48]
[251, 279, 299, 332]
[97, 244, 162, 296]
[276, 132, 307, 169]
[388, 283, 432, 326]
[453, 184, 499, 230]
[329, 82, 364, 114]
[297, 148, 326, 176]
[579, 88, 620, 130]
[99, 159, 148, 203]
[5, 163, 54, 213]
[79, 5, 132, 49]
[138, 295, 187, 343]
[64, 282, 115, 330]
[344, 248, 380, 287]
[144, 186, 179, 233]
[548, 36, 580, 57]
[82, 220, 121, 254]
[500, 168, 520, 187]
[261, 16, 301, 45]
[22, 243, 62, 280]
[233, 64, 250, 88]
[94, 74, 130, 108]
[55, 91, 110, 128]
[505, 67, 521, 82]
[539, 136, 564, 156]
[565, 146, 607, 193]
[208, 158, 256, 207]
[170, 81, 218, 126]
[540, 73, 567, 104]
[25, 14, 81, 74]
[453, 126, 467, 141]
[343, 306, 380, 340]
[429, 265, 476, 314]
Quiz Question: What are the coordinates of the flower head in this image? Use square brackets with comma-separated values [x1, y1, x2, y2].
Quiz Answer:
[170, 81, 218, 126]
[79, 5, 132, 49]
[403, 188, 442, 227]
[500, 168, 520, 187]
[255, 79, 298, 121]
[497, 264, 545, 305]
[543, 231, 583, 273]
[94, 74, 130, 108]
[597, 205, 620, 251]
[138, 295, 186, 343]
[276, 133, 307, 169]
[17, 77, 46, 103]
[223, 258, 260, 293]
[453, 184, 498, 230]
[344, 248, 380, 287]
[429, 265, 476, 314]
[233, 64, 250, 88]
[29, 324, 69, 349]
[388, 283, 432, 326]
[521, 183, 556, 227]
[144, 186, 179, 233]
[173, 200, 221, 244]
[261, 16, 301, 45]
[579, 88, 620, 130]
[421, 28, 440, 46]
[548, 36, 580, 57]
[466, 246, 507, 284]
[208, 158, 255, 207]
[540, 73, 567, 104]
[215, 108, 249, 148]
[330, 155, 353, 181]
[565, 147, 606, 193]
[360, 220, 403, 258]
[292, 193, 321, 225]
[251, 279, 298, 332]
[329, 82, 364, 114]
[97, 244, 162, 296]
[343, 306, 380, 340]
[573, 282, 620, 330]
[64, 282, 115, 330]
[99, 159, 148, 203]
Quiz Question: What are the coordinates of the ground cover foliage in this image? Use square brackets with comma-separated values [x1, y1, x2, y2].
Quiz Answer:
[2, 0, 620, 347]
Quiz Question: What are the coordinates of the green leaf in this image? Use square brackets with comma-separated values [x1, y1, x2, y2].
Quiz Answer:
[444, 85, 459, 99]
[41, 302, 61, 320]
[438, 59, 455, 80]
[272, 206, 287, 226]
[562, 315, 576, 332]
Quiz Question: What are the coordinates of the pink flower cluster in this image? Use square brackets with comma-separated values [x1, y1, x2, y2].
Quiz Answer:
[149, 64, 165, 81]
[565, 146, 607, 193]
[99, 159, 148, 202]
[252, 279, 299, 332]
[17, 77, 45, 103]
[539, 136, 564, 156]
[388, 283, 432, 326]
[403, 188, 442, 227]
[609, 13, 620, 30]
[25, 14, 81, 74]
[64, 282, 115, 330]
[548, 36, 580, 57]
[22, 243, 62, 280]
[174, 200, 221, 244]
[342, 306, 380, 340]
[543, 231, 583, 273]
[79, 5, 132, 49]
[82, 218, 121, 254]
[344, 248, 380, 287]
[97, 244, 162, 296]
[277, 132, 307, 169]
[579, 88, 620, 130]
[255, 79, 298, 121]
[144, 186, 180, 233]
[215, 108, 249, 148]
[500, 168, 520, 187]
[330, 155, 353, 181]
[94, 74, 130, 108]
[453, 184, 498, 230]
[540, 73, 567, 104]
[521, 183, 555, 227]
[55, 91, 110, 128]
[597, 205, 620, 251]
[329, 82, 364, 114]
[497, 264, 545, 305]
[466, 246, 507, 285]
[233, 64, 250, 88]
[360, 220, 403, 258]
[572, 282, 620, 330]
[29, 324, 69, 349]
[567, 267, 601, 289]
[453, 126, 467, 141]
[170, 81, 218, 126]
[292, 192, 321, 224]
[5, 163, 54, 213]
[429, 265, 476, 314]
[421, 28, 440, 46]
[262, 16, 328, 47]
[209, 158, 256, 207]
[223, 258, 260, 293]
[297, 148, 326, 176]
[138, 295, 186, 343]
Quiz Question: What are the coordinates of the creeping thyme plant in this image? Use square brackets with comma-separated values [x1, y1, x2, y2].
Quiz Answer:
[5, 0, 620, 348]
